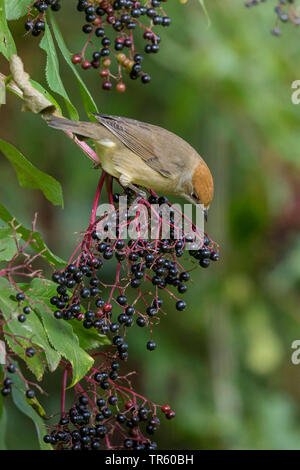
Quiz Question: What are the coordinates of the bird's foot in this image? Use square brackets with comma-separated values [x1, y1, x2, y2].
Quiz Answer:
[119, 176, 147, 199]
[133, 187, 147, 199]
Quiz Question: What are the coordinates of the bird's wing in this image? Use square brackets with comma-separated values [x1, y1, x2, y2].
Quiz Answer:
[93, 114, 190, 178]
[46, 116, 117, 142]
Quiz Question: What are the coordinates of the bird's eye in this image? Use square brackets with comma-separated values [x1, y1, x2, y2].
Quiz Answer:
[191, 193, 198, 200]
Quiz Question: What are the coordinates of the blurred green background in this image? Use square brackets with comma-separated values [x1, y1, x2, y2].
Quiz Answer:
[1, 0, 300, 450]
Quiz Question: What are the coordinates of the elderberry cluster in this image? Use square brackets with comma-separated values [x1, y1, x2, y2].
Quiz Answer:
[245, 0, 300, 36]
[25, 1, 61, 36]
[48, 191, 219, 359]
[43, 186, 218, 449]
[73, 0, 171, 91]
[43, 390, 173, 450]
[25, 0, 171, 91]
[1, 365, 15, 397]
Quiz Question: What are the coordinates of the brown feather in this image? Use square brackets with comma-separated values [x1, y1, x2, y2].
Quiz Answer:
[47, 116, 111, 141]
[192, 162, 214, 208]
[93, 113, 197, 180]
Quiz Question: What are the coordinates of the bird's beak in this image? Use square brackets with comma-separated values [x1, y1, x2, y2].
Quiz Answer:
[183, 195, 208, 221]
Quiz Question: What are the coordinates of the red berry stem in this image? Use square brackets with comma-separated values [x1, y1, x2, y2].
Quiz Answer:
[90, 170, 107, 226]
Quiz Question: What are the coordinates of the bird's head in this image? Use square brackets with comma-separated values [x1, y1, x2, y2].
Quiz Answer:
[183, 161, 214, 220]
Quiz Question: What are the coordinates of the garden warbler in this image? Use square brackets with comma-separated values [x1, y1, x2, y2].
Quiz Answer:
[47, 113, 214, 215]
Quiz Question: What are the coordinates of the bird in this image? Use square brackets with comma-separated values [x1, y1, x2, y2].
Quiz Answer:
[46, 113, 214, 215]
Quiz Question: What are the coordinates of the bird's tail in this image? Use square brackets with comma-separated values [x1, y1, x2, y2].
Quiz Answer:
[46, 116, 104, 140]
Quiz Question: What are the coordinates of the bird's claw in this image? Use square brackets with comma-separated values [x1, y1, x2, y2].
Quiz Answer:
[136, 189, 147, 199]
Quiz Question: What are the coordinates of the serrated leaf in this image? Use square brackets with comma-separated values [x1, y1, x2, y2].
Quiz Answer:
[70, 320, 111, 350]
[50, 13, 98, 117]
[0, 285, 45, 383]
[0, 139, 64, 208]
[37, 306, 94, 387]
[11, 366, 52, 450]
[30, 278, 94, 387]
[4, 0, 28, 20]
[40, 23, 79, 121]
[0, 203, 65, 267]
[28, 276, 110, 350]
[27, 277, 63, 306]
[0, 278, 61, 378]
[0, 0, 17, 60]
[0, 227, 19, 261]
[3, 332, 46, 381]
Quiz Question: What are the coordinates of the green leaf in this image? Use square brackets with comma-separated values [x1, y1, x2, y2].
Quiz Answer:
[40, 23, 79, 121]
[0, 283, 46, 383]
[11, 366, 52, 450]
[198, 0, 211, 28]
[28, 276, 109, 352]
[70, 320, 111, 350]
[0, 407, 7, 450]
[3, 332, 46, 381]
[37, 306, 94, 387]
[4, 0, 28, 20]
[0, 139, 64, 208]
[0, 227, 19, 261]
[0, 0, 17, 60]
[29, 277, 110, 350]
[0, 367, 7, 450]
[30, 278, 94, 387]
[0, 203, 65, 267]
[0, 278, 61, 379]
[0, 406, 7, 450]
[50, 13, 98, 117]
[0, 364, 7, 449]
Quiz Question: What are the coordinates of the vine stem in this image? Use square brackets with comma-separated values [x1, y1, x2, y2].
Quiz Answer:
[110, 381, 161, 409]
[75, 382, 97, 410]
[80, 30, 94, 59]
[106, 174, 114, 205]
[90, 170, 107, 226]
[108, 261, 121, 302]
